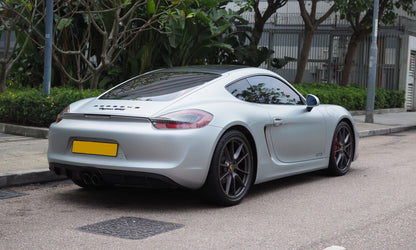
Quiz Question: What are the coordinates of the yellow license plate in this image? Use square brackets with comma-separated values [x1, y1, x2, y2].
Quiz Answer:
[72, 140, 118, 157]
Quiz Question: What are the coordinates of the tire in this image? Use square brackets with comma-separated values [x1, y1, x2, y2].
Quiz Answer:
[328, 121, 354, 176]
[204, 130, 254, 206]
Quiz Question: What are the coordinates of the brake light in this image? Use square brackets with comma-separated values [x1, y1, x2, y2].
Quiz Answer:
[56, 106, 70, 123]
[151, 110, 213, 129]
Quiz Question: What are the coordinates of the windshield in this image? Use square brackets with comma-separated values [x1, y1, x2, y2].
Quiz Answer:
[100, 71, 220, 101]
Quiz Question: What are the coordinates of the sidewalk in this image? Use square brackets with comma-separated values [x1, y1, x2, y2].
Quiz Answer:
[1, 111, 416, 188]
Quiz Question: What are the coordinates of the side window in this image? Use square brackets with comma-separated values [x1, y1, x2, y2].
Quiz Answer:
[247, 76, 303, 105]
[226, 79, 258, 103]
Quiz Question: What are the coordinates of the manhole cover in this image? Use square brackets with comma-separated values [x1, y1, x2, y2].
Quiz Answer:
[0, 190, 26, 200]
[78, 217, 184, 240]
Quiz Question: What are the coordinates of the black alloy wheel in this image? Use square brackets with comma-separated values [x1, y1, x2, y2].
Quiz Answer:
[204, 130, 254, 206]
[328, 121, 354, 175]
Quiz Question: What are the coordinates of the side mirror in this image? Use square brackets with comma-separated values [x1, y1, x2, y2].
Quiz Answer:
[306, 94, 320, 112]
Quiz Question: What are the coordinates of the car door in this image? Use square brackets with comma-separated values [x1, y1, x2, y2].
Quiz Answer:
[246, 76, 327, 163]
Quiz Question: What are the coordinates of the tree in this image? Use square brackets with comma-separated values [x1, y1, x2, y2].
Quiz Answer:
[337, 0, 416, 86]
[52, 0, 164, 89]
[129, 0, 275, 75]
[249, 0, 288, 47]
[294, 0, 335, 83]
[0, 0, 44, 93]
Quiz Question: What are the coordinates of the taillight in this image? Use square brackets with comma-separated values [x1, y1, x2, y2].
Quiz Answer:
[56, 106, 70, 123]
[151, 110, 213, 129]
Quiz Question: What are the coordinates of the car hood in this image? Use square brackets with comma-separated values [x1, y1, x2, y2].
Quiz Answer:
[69, 97, 174, 118]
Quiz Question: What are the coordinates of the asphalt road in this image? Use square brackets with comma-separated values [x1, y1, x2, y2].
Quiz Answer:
[1, 131, 416, 249]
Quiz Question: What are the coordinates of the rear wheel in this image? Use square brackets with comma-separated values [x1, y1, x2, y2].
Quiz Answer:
[204, 130, 254, 206]
[328, 121, 354, 176]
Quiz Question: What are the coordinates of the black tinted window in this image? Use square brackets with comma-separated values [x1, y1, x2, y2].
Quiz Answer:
[100, 71, 220, 101]
[247, 76, 303, 105]
[226, 79, 253, 102]
[226, 76, 303, 105]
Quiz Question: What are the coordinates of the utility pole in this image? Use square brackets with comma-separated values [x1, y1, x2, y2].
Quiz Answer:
[365, 0, 379, 123]
[43, 0, 53, 95]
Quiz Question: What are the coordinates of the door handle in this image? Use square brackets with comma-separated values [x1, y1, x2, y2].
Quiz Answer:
[273, 118, 283, 127]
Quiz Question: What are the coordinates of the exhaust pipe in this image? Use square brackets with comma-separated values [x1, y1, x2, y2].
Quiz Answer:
[91, 174, 103, 186]
[81, 173, 92, 186]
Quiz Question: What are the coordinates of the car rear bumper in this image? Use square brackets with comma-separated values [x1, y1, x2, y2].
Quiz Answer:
[47, 117, 222, 189]
[49, 163, 181, 188]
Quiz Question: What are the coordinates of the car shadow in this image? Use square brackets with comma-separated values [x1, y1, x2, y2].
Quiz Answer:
[53, 168, 357, 211]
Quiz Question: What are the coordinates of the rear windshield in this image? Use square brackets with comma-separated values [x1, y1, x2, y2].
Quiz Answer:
[100, 71, 220, 101]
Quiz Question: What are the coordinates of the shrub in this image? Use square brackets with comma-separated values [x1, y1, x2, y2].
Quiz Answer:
[0, 88, 103, 127]
[0, 84, 407, 127]
[294, 83, 405, 110]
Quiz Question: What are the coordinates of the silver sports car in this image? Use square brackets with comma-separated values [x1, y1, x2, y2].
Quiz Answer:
[48, 65, 358, 205]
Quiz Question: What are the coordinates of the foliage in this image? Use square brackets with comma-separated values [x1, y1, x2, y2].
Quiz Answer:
[0, 0, 44, 92]
[161, 0, 236, 66]
[0, 84, 406, 127]
[50, 0, 163, 89]
[6, 0, 274, 90]
[335, 0, 416, 86]
[295, 83, 405, 110]
[336, 0, 416, 27]
[8, 39, 44, 88]
[106, 0, 274, 84]
[0, 88, 103, 127]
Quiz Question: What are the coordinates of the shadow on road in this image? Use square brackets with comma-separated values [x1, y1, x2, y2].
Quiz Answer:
[51, 168, 358, 211]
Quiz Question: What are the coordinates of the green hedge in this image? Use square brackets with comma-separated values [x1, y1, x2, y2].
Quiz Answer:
[0, 84, 406, 127]
[294, 83, 405, 111]
[0, 88, 103, 127]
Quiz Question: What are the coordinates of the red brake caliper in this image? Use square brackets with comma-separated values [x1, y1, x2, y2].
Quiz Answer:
[334, 138, 338, 157]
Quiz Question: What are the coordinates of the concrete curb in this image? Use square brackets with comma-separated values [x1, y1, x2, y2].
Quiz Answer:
[349, 108, 406, 116]
[358, 125, 416, 137]
[0, 123, 49, 139]
[0, 169, 66, 188]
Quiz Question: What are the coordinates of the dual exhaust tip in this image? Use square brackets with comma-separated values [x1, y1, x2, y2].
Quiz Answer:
[81, 172, 104, 186]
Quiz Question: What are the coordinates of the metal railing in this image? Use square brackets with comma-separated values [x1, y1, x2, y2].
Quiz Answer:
[253, 27, 403, 89]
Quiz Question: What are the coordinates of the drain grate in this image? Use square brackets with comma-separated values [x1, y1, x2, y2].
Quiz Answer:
[78, 217, 184, 240]
[0, 190, 26, 200]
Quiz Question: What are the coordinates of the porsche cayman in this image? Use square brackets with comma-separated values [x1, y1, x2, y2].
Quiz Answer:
[48, 66, 358, 205]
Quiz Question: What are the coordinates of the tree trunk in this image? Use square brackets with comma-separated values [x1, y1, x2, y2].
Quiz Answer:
[90, 71, 102, 89]
[340, 29, 369, 86]
[59, 29, 69, 87]
[294, 28, 315, 84]
[0, 64, 8, 93]
[250, 1, 282, 48]
[251, 17, 266, 48]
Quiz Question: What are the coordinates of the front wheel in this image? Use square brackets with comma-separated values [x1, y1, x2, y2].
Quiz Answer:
[204, 130, 254, 206]
[328, 121, 354, 176]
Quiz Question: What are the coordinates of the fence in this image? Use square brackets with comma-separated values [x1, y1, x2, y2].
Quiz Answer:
[250, 23, 403, 90]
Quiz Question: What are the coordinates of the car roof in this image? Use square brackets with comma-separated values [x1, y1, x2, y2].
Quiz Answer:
[155, 65, 251, 75]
